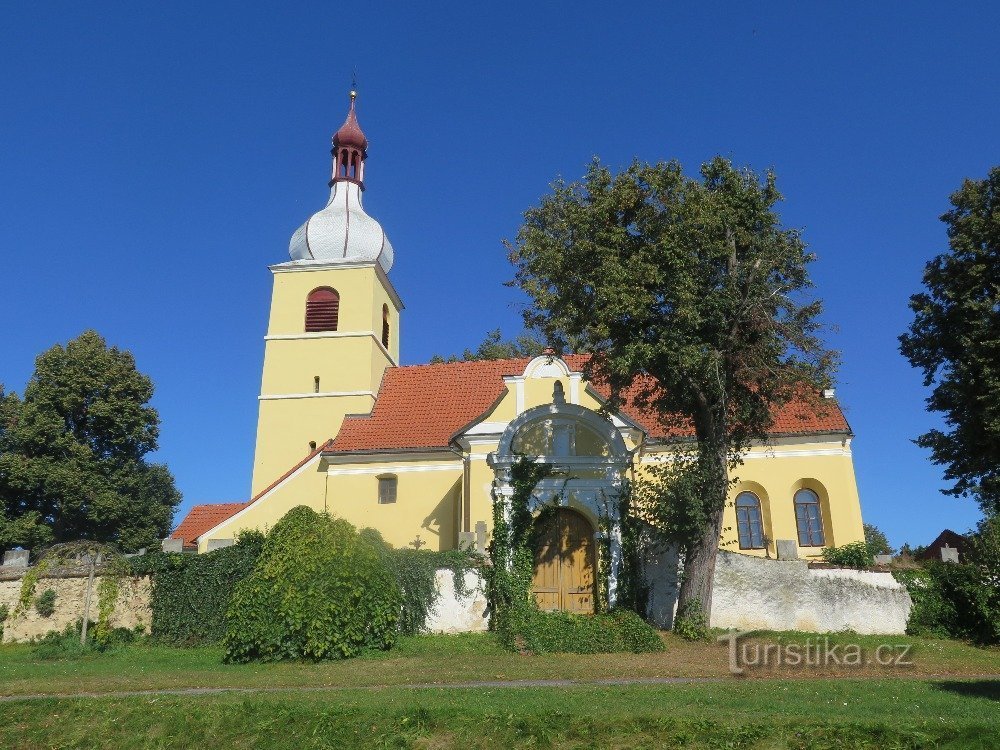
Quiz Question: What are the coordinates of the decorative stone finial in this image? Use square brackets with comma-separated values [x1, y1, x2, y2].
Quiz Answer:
[553, 381, 566, 405]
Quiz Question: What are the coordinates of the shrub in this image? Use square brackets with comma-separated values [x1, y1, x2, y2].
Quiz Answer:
[894, 563, 1000, 645]
[0, 603, 9, 622]
[223, 506, 403, 662]
[673, 599, 711, 642]
[30, 620, 144, 659]
[822, 541, 875, 569]
[34, 588, 57, 617]
[128, 529, 264, 645]
[499, 608, 664, 654]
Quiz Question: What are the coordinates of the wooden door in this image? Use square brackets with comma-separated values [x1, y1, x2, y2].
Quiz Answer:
[531, 508, 596, 614]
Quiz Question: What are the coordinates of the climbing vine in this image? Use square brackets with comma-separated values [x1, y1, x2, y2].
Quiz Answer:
[484, 456, 662, 654]
[14, 541, 133, 645]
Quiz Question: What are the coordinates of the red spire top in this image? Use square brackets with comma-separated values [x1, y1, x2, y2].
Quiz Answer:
[330, 89, 367, 189]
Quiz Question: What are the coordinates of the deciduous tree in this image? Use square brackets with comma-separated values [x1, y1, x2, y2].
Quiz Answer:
[899, 167, 1000, 515]
[508, 157, 835, 619]
[0, 331, 180, 551]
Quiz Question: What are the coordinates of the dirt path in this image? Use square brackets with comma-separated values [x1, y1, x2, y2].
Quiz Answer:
[3, 673, 997, 703]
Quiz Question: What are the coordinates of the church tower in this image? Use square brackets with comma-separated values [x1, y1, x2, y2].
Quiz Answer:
[250, 90, 402, 495]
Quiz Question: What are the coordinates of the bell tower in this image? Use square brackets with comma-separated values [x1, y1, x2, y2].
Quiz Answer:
[250, 90, 402, 495]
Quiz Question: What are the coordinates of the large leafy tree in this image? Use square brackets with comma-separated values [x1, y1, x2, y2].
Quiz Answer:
[429, 328, 547, 363]
[0, 331, 181, 551]
[508, 157, 835, 619]
[900, 167, 1000, 515]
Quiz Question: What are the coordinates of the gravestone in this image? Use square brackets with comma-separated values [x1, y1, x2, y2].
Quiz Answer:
[775, 539, 798, 560]
[457, 531, 476, 550]
[2, 549, 29, 568]
[475, 521, 488, 555]
[161, 538, 185, 554]
[206, 538, 234, 552]
[940, 544, 959, 563]
[873, 554, 893, 566]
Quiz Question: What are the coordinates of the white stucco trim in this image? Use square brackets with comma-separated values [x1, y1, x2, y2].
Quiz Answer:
[199, 452, 325, 541]
[640, 445, 852, 463]
[324, 450, 456, 465]
[569, 372, 582, 404]
[523, 355, 571, 378]
[263, 330, 398, 366]
[258, 390, 376, 401]
[462, 421, 510, 437]
[327, 463, 461, 476]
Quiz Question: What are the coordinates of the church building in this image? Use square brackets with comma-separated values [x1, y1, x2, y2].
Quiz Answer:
[172, 93, 866, 608]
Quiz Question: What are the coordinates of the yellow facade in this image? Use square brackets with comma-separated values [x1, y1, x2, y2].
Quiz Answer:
[250, 261, 402, 495]
[207, 306, 865, 559]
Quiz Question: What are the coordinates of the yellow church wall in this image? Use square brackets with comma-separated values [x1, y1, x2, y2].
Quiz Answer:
[638, 439, 864, 559]
[260, 336, 387, 395]
[251, 261, 402, 496]
[199, 456, 330, 553]
[323, 460, 463, 550]
[268, 265, 373, 335]
[251, 395, 374, 496]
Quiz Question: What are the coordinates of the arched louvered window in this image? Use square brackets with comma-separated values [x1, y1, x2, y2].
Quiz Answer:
[794, 488, 826, 547]
[381, 304, 390, 348]
[735, 492, 765, 550]
[305, 287, 339, 332]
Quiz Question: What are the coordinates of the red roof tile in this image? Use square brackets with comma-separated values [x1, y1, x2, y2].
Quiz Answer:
[329, 356, 850, 453]
[171, 503, 247, 549]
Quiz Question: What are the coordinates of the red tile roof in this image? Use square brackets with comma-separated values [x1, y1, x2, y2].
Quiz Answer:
[329, 356, 850, 453]
[170, 503, 247, 550]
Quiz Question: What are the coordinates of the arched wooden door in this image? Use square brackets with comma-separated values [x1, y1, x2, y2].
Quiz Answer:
[531, 508, 597, 614]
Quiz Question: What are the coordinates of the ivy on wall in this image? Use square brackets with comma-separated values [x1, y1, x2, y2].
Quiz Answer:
[484, 457, 663, 654]
[128, 530, 265, 645]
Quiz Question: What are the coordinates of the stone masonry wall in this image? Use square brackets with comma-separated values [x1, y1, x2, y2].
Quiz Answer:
[0, 573, 152, 644]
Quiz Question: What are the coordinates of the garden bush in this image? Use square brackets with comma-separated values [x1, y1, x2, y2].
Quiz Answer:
[895, 562, 1000, 645]
[128, 529, 265, 645]
[499, 608, 664, 654]
[821, 541, 876, 569]
[223, 506, 402, 662]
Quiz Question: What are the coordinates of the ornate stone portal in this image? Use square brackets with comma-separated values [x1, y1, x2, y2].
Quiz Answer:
[487, 382, 634, 607]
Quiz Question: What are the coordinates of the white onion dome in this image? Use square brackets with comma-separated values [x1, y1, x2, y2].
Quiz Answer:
[288, 91, 394, 273]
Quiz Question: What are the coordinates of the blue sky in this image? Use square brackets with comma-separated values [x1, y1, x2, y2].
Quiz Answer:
[1, 2, 997, 548]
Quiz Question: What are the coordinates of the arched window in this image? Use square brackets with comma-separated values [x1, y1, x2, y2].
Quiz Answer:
[381, 304, 390, 348]
[794, 488, 825, 546]
[305, 288, 339, 332]
[378, 475, 397, 505]
[735, 492, 765, 550]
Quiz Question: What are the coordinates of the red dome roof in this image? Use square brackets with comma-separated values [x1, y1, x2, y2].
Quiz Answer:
[332, 93, 368, 151]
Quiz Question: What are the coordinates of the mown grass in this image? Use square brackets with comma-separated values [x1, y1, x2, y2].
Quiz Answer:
[2, 679, 999, 749]
[1, 631, 998, 699]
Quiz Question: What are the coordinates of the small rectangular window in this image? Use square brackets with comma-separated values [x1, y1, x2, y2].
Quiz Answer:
[378, 476, 397, 504]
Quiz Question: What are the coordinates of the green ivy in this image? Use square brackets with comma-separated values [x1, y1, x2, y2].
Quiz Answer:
[485, 457, 663, 654]
[127, 530, 265, 645]
[361, 527, 481, 635]
[33, 588, 57, 618]
[223, 507, 402, 663]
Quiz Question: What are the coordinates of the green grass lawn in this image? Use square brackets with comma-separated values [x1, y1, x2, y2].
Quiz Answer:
[2, 680, 999, 749]
[1, 633, 998, 748]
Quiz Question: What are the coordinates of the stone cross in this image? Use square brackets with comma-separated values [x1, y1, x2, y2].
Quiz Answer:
[410, 535, 426, 550]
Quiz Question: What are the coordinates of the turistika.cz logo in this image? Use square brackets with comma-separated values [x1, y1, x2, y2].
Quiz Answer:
[718, 631, 914, 675]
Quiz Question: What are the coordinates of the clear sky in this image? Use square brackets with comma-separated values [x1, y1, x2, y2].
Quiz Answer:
[2, 2, 997, 549]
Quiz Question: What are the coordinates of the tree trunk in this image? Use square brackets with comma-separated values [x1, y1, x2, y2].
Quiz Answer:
[80, 556, 96, 646]
[676, 438, 729, 621]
